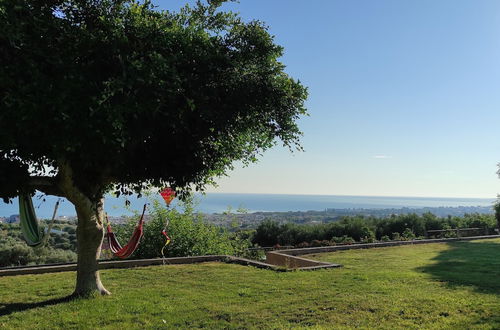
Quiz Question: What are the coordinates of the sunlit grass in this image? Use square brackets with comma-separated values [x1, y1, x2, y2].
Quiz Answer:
[1, 239, 499, 329]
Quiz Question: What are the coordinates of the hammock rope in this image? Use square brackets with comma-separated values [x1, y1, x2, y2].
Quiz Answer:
[105, 204, 146, 259]
[42, 198, 60, 246]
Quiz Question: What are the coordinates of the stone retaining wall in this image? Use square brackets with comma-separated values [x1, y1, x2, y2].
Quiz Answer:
[265, 252, 337, 269]
[265, 234, 500, 268]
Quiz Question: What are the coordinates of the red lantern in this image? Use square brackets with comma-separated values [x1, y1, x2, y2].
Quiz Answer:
[160, 187, 176, 206]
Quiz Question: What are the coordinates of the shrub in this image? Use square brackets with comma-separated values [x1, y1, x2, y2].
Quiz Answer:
[252, 220, 281, 246]
[320, 240, 332, 246]
[360, 226, 376, 243]
[296, 242, 310, 248]
[310, 240, 322, 247]
[0, 236, 77, 267]
[114, 196, 238, 259]
[402, 228, 416, 240]
[332, 235, 355, 245]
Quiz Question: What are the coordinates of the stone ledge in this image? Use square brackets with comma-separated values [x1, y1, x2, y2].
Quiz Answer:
[0, 254, 339, 277]
[0, 255, 227, 277]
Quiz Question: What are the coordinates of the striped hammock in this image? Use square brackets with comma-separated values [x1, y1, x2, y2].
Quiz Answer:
[104, 204, 146, 259]
[19, 194, 59, 248]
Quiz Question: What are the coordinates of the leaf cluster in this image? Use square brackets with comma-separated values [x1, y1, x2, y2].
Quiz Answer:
[0, 0, 307, 200]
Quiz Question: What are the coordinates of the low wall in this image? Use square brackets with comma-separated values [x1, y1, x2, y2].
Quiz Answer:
[265, 251, 337, 269]
[281, 235, 500, 256]
[0, 254, 339, 277]
[265, 234, 500, 268]
[0, 255, 226, 277]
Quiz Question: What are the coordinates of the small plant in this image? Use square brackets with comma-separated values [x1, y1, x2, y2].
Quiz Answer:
[402, 228, 416, 240]
[392, 232, 401, 241]
[320, 240, 332, 246]
[237, 288, 252, 297]
[381, 235, 391, 242]
[494, 198, 500, 229]
[332, 235, 355, 245]
[310, 240, 322, 247]
[362, 236, 376, 243]
[296, 242, 310, 248]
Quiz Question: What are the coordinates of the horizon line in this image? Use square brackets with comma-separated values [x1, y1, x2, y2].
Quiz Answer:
[201, 191, 496, 200]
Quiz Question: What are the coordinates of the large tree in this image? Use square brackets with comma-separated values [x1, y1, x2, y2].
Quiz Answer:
[0, 0, 307, 297]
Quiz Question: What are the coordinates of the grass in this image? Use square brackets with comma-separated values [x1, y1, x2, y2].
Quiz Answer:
[0, 239, 499, 329]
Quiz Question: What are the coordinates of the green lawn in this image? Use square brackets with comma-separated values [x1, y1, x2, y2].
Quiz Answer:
[1, 239, 499, 329]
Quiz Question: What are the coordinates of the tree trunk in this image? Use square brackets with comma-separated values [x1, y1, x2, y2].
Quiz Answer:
[73, 197, 110, 297]
[50, 161, 111, 297]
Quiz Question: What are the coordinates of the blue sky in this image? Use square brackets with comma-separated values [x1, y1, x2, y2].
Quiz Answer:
[159, 0, 500, 198]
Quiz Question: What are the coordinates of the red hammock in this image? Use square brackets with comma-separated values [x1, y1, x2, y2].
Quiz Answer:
[105, 204, 146, 259]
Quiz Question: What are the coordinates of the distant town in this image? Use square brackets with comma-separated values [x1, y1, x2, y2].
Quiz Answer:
[2, 205, 493, 229]
[0, 215, 122, 224]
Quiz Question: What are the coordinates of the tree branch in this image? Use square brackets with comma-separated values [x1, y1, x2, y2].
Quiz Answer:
[28, 176, 64, 197]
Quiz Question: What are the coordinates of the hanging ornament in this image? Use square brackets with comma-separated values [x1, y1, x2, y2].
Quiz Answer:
[160, 187, 176, 206]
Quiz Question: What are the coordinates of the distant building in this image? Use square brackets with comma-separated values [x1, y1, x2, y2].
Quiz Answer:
[7, 214, 20, 224]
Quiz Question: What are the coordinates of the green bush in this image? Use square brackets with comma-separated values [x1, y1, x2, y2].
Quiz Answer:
[310, 240, 322, 247]
[114, 197, 239, 259]
[0, 236, 77, 267]
[296, 242, 310, 248]
[0, 224, 77, 267]
[402, 228, 416, 240]
[360, 226, 376, 243]
[392, 232, 401, 241]
[332, 235, 355, 244]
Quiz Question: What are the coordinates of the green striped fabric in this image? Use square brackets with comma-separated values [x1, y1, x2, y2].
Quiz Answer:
[19, 194, 43, 247]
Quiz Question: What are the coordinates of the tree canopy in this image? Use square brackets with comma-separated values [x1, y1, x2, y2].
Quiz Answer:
[0, 0, 307, 201]
[0, 0, 307, 296]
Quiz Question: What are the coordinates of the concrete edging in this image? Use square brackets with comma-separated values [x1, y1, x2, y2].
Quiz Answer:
[0, 254, 329, 277]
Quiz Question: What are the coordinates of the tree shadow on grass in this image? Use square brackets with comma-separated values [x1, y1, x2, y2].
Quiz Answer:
[0, 295, 74, 317]
[418, 240, 500, 295]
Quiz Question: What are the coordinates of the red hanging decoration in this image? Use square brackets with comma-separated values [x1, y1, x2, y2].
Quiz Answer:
[160, 187, 176, 206]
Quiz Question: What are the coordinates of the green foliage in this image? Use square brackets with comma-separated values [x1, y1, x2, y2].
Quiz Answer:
[360, 226, 376, 243]
[0, 0, 307, 200]
[332, 235, 355, 244]
[0, 236, 76, 267]
[252, 212, 498, 247]
[251, 220, 281, 246]
[114, 197, 244, 259]
[494, 199, 500, 229]
[402, 228, 416, 240]
[0, 222, 77, 267]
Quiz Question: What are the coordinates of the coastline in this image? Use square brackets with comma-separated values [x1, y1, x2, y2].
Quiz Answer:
[0, 193, 494, 219]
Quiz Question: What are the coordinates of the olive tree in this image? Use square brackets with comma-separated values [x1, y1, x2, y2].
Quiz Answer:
[0, 0, 307, 297]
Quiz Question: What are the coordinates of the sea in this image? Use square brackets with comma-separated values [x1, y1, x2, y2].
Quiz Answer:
[0, 193, 495, 218]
